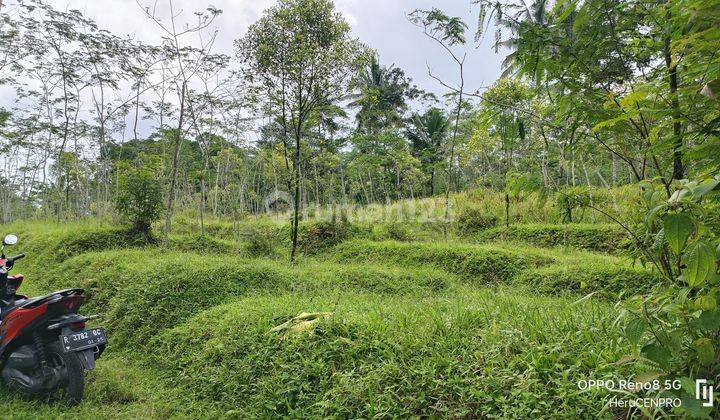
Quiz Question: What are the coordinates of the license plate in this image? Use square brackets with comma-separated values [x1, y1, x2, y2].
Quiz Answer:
[60, 327, 107, 353]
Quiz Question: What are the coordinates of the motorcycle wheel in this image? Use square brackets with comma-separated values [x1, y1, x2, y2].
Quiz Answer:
[47, 341, 84, 405]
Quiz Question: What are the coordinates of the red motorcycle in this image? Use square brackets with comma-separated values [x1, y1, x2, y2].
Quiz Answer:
[0, 234, 107, 405]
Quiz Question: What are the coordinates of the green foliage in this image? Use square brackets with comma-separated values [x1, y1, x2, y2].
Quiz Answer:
[33, 250, 458, 351]
[454, 206, 498, 235]
[555, 186, 604, 223]
[298, 221, 355, 254]
[55, 228, 151, 259]
[506, 171, 545, 200]
[349, 54, 421, 132]
[514, 261, 659, 300]
[329, 240, 551, 282]
[238, 0, 362, 261]
[241, 226, 280, 257]
[114, 157, 164, 238]
[2, 215, 676, 417]
[480, 223, 629, 253]
[149, 290, 629, 418]
[383, 222, 412, 241]
[167, 234, 240, 255]
[409, 8, 468, 46]
[407, 108, 450, 195]
[619, 176, 720, 418]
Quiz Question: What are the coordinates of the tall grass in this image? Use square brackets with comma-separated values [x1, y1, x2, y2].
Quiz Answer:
[151, 289, 633, 418]
[0, 211, 654, 418]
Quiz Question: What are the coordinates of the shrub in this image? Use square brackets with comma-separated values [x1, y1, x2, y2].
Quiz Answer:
[454, 207, 498, 235]
[383, 222, 412, 241]
[618, 177, 720, 417]
[242, 227, 278, 257]
[297, 221, 355, 254]
[555, 186, 607, 223]
[114, 157, 164, 239]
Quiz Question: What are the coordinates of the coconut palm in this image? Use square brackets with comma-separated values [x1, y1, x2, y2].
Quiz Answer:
[407, 108, 450, 195]
[348, 54, 419, 134]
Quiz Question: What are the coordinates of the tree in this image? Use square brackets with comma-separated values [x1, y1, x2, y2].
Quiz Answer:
[407, 108, 450, 195]
[348, 54, 421, 133]
[474, 78, 531, 228]
[114, 155, 164, 239]
[138, 0, 222, 248]
[474, 0, 717, 195]
[238, 0, 361, 262]
[410, 8, 468, 238]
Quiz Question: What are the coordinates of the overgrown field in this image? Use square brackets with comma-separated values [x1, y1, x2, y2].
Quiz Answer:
[0, 214, 663, 418]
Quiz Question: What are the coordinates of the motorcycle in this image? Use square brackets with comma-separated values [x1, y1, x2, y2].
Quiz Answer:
[0, 233, 107, 405]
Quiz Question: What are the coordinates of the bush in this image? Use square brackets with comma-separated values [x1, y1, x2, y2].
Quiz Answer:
[242, 227, 278, 257]
[454, 207, 498, 235]
[555, 186, 608, 223]
[383, 222, 412, 241]
[53, 228, 151, 261]
[297, 221, 356, 254]
[329, 240, 551, 283]
[114, 157, 164, 239]
[479, 223, 629, 253]
[619, 177, 720, 415]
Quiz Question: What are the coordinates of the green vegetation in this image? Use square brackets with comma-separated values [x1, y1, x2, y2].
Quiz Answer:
[114, 157, 165, 239]
[479, 223, 630, 253]
[0, 214, 667, 418]
[328, 239, 550, 282]
[513, 260, 657, 300]
[1, 0, 719, 416]
[153, 291, 629, 418]
[619, 179, 720, 416]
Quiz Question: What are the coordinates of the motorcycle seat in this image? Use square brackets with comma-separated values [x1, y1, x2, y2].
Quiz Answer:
[0, 295, 32, 319]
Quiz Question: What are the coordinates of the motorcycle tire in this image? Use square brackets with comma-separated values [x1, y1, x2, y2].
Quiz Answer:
[47, 340, 84, 405]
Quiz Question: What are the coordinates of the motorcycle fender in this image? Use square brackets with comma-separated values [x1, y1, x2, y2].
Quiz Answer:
[75, 349, 96, 370]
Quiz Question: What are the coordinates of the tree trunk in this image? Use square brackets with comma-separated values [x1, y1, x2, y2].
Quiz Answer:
[505, 192, 510, 229]
[444, 63, 464, 240]
[199, 172, 206, 237]
[430, 168, 435, 196]
[290, 129, 302, 263]
[133, 76, 142, 142]
[664, 26, 683, 180]
[163, 81, 187, 249]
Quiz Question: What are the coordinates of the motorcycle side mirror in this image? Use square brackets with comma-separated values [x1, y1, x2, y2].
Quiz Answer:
[3, 234, 18, 246]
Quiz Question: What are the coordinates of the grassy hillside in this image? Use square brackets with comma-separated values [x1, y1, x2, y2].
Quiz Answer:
[0, 216, 660, 418]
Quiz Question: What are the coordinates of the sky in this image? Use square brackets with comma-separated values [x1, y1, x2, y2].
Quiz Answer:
[1, 0, 506, 140]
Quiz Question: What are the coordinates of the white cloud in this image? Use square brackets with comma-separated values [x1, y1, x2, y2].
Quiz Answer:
[2, 0, 504, 112]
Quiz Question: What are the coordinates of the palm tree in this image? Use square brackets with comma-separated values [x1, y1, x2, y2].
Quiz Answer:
[407, 108, 450, 195]
[348, 54, 418, 134]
